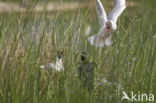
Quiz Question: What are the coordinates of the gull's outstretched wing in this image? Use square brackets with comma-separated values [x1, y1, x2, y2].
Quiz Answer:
[96, 0, 107, 27]
[107, 0, 126, 24]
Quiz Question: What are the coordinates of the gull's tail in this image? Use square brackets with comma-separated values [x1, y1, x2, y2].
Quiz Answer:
[88, 34, 112, 47]
[88, 35, 96, 45]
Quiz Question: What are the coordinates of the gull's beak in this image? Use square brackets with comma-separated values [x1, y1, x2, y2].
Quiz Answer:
[105, 27, 110, 32]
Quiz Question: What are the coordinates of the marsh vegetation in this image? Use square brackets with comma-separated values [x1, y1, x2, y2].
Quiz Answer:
[0, 0, 155, 103]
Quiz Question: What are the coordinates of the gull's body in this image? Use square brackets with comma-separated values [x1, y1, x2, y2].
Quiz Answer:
[88, 0, 126, 47]
[40, 51, 64, 72]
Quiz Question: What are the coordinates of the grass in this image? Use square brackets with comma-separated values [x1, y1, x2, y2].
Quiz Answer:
[0, 0, 156, 103]
[0, 0, 90, 2]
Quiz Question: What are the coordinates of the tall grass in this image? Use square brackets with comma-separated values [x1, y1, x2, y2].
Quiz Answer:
[0, 3, 156, 103]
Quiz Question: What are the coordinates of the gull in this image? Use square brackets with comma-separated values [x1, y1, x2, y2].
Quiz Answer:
[88, 0, 126, 47]
[40, 51, 64, 72]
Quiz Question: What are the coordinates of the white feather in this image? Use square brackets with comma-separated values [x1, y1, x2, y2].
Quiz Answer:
[107, 0, 126, 23]
[88, 35, 96, 45]
[105, 36, 112, 46]
[40, 57, 64, 72]
[88, 34, 106, 47]
[96, 0, 107, 26]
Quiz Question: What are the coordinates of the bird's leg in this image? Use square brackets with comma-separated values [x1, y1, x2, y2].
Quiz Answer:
[101, 36, 107, 47]
[104, 43, 106, 47]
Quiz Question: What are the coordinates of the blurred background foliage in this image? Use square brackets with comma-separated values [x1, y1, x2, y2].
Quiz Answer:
[0, 0, 154, 10]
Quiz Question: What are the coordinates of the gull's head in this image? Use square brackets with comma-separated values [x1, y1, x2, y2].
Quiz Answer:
[57, 51, 63, 59]
[105, 21, 112, 32]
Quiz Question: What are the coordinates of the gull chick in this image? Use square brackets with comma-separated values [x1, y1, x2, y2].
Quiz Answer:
[77, 52, 97, 92]
[88, 0, 126, 47]
[40, 51, 64, 72]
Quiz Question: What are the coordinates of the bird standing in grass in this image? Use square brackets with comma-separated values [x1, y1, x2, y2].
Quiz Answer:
[40, 51, 64, 72]
[88, 0, 126, 47]
[77, 52, 97, 92]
